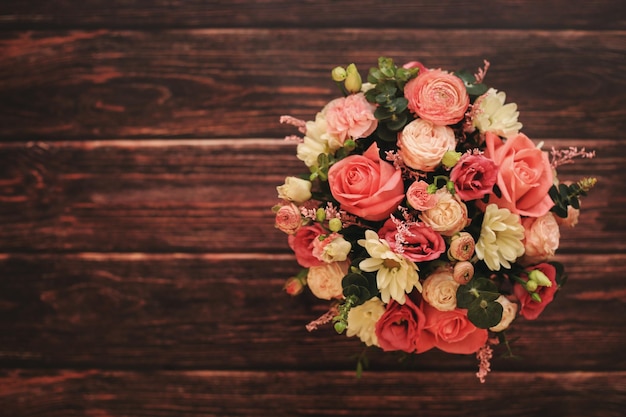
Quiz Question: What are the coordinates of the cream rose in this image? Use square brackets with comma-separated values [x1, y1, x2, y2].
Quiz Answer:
[306, 260, 350, 300]
[398, 119, 457, 172]
[421, 268, 459, 311]
[489, 295, 518, 333]
[419, 189, 470, 237]
[276, 176, 312, 204]
[346, 297, 386, 347]
[521, 212, 560, 265]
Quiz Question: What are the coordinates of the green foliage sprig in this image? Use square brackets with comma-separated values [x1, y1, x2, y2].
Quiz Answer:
[549, 177, 597, 218]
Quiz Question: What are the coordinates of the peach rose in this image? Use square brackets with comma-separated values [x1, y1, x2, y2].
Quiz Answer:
[288, 224, 325, 268]
[419, 189, 470, 237]
[484, 132, 554, 217]
[404, 69, 470, 126]
[418, 302, 488, 354]
[513, 263, 558, 320]
[274, 203, 303, 235]
[422, 268, 459, 311]
[328, 142, 405, 221]
[398, 119, 457, 172]
[521, 212, 560, 265]
[406, 180, 438, 211]
[324, 93, 378, 144]
[306, 260, 350, 300]
[375, 297, 429, 353]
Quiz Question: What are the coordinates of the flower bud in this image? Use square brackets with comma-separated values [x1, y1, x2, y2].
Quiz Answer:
[334, 321, 347, 334]
[453, 261, 474, 284]
[331, 66, 347, 82]
[316, 208, 326, 222]
[328, 218, 343, 232]
[525, 279, 538, 292]
[276, 176, 312, 204]
[528, 269, 552, 287]
[283, 276, 306, 296]
[344, 63, 362, 93]
[441, 150, 462, 169]
[448, 232, 475, 261]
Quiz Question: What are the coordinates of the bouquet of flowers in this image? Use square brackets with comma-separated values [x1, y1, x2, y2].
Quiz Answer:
[274, 57, 596, 381]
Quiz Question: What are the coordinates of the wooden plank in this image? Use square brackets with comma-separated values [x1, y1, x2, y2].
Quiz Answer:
[0, 253, 624, 371]
[0, 29, 624, 140]
[0, 0, 623, 30]
[0, 369, 624, 417]
[0, 139, 622, 253]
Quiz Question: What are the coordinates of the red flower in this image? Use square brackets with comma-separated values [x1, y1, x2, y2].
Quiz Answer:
[513, 263, 559, 320]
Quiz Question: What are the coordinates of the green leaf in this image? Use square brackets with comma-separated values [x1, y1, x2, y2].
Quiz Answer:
[467, 299, 503, 329]
[374, 106, 393, 120]
[385, 113, 408, 132]
[391, 97, 408, 113]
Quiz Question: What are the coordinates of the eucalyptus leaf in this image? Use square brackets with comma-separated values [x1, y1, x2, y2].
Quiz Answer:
[467, 299, 503, 329]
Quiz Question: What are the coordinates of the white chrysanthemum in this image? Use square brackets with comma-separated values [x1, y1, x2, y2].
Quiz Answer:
[346, 297, 385, 347]
[296, 111, 342, 168]
[473, 88, 522, 138]
[475, 204, 525, 271]
[358, 230, 421, 304]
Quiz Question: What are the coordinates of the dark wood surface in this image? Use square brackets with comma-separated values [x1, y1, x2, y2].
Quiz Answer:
[1, 1, 625, 416]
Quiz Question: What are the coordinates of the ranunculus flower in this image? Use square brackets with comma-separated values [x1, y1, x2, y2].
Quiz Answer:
[406, 180, 438, 211]
[398, 119, 457, 172]
[521, 212, 560, 265]
[283, 276, 305, 296]
[306, 260, 350, 300]
[404, 69, 470, 126]
[421, 268, 459, 311]
[489, 295, 518, 332]
[324, 93, 377, 144]
[274, 203, 303, 235]
[447, 232, 475, 261]
[450, 152, 499, 201]
[288, 224, 325, 268]
[276, 176, 312, 204]
[328, 142, 405, 221]
[418, 302, 488, 354]
[484, 132, 554, 217]
[419, 189, 470, 237]
[377, 218, 446, 263]
[375, 297, 428, 353]
[513, 263, 559, 320]
[347, 297, 386, 347]
[452, 261, 474, 284]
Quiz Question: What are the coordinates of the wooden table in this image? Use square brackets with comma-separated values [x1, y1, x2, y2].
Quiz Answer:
[1, 1, 625, 416]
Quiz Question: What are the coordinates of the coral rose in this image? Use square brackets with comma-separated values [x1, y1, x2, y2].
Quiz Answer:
[288, 224, 325, 268]
[450, 152, 499, 201]
[324, 93, 378, 144]
[513, 263, 559, 320]
[404, 69, 470, 126]
[484, 132, 554, 217]
[328, 142, 404, 221]
[377, 218, 446, 263]
[307, 260, 350, 300]
[406, 180, 438, 211]
[375, 297, 429, 353]
[398, 119, 457, 172]
[418, 302, 488, 354]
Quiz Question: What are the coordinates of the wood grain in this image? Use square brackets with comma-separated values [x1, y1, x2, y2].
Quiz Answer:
[0, 0, 623, 30]
[0, 30, 624, 140]
[0, 139, 622, 253]
[0, 252, 624, 371]
[0, 369, 624, 417]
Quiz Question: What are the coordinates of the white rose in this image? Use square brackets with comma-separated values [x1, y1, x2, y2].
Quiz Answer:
[419, 189, 470, 237]
[489, 295, 518, 332]
[398, 118, 456, 172]
[422, 268, 459, 311]
[306, 260, 349, 300]
[276, 176, 312, 204]
[346, 297, 385, 347]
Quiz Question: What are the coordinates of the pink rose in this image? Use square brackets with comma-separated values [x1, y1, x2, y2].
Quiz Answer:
[513, 263, 559, 320]
[418, 302, 488, 354]
[450, 153, 499, 201]
[419, 189, 470, 237]
[398, 119, 456, 172]
[306, 260, 349, 300]
[324, 93, 378, 144]
[521, 212, 560, 265]
[378, 218, 445, 263]
[288, 224, 325, 268]
[406, 180, 438, 211]
[484, 132, 555, 217]
[375, 297, 429, 353]
[404, 69, 470, 126]
[328, 142, 405, 221]
[274, 203, 302, 235]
